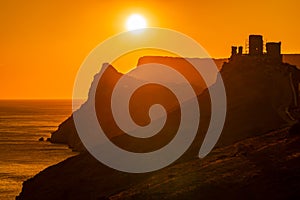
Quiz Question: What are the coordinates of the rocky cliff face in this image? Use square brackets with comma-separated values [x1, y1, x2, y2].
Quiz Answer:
[50, 65, 123, 151]
[50, 56, 300, 151]
[50, 57, 226, 151]
[214, 56, 300, 145]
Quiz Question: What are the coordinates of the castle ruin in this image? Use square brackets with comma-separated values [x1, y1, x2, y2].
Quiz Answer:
[231, 35, 282, 63]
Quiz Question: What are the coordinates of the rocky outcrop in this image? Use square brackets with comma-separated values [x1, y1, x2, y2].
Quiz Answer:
[50, 65, 123, 151]
[214, 56, 300, 145]
[50, 56, 300, 151]
[50, 58, 226, 151]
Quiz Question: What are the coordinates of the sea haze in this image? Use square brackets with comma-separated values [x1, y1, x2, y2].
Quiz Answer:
[0, 100, 80, 200]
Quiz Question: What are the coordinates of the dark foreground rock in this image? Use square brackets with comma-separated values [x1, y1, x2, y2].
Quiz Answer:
[17, 128, 300, 200]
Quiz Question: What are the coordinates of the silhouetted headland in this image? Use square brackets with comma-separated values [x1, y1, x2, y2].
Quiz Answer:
[17, 35, 300, 199]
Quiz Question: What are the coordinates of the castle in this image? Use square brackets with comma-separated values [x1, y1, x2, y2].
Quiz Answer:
[228, 34, 300, 116]
[230, 35, 282, 63]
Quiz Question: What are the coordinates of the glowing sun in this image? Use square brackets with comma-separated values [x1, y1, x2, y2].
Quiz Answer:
[126, 14, 147, 31]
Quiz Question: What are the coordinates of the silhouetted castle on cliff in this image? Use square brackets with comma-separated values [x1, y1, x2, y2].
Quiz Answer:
[230, 35, 282, 63]
[227, 34, 300, 115]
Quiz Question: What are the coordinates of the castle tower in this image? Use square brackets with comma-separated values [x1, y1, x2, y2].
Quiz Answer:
[266, 42, 282, 62]
[249, 35, 263, 56]
[231, 46, 237, 56]
[238, 46, 243, 55]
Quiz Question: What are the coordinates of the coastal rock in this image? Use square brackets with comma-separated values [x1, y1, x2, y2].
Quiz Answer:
[50, 56, 300, 151]
[17, 55, 300, 199]
[50, 58, 223, 151]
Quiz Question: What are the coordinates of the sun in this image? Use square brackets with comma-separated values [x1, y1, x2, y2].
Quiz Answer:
[126, 14, 147, 31]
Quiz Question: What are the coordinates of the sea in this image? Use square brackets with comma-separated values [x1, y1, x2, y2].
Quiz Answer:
[0, 100, 81, 200]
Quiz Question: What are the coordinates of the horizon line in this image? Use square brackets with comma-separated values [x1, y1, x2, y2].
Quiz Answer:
[0, 98, 84, 101]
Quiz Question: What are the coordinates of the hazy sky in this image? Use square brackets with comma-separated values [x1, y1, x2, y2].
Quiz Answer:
[1, 0, 299, 99]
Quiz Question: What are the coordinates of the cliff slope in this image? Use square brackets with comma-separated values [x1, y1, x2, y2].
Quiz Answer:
[17, 127, 300, 199]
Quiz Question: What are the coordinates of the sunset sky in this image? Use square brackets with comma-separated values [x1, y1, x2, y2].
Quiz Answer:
[1, 0, 299, 99]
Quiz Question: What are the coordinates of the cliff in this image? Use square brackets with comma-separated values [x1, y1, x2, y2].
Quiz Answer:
[50, 57, 226, 151]
[51, 56, 299, 151]
[50, 65, 123, 151]
[17, 56, 300, 199]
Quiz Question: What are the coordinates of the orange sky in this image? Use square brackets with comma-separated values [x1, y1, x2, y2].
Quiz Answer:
[1, 0, 300, 99]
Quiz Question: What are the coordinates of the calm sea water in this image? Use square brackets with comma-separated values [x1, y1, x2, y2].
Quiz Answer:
[0, 100, 81, 200]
